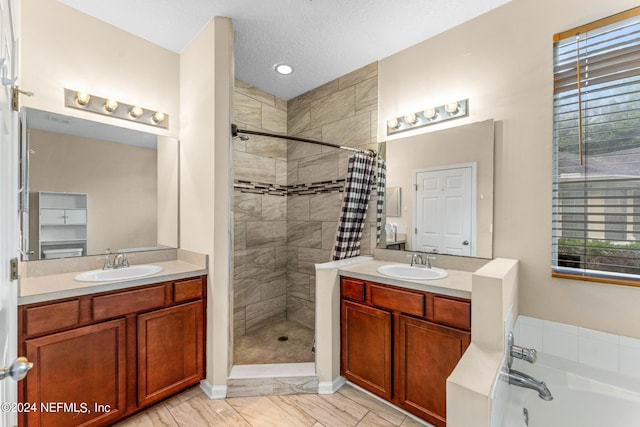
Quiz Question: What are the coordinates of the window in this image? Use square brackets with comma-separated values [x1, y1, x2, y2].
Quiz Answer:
[552, 7, 640, 286]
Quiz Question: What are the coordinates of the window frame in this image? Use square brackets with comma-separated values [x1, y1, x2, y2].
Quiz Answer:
[552, 6, 640, 287]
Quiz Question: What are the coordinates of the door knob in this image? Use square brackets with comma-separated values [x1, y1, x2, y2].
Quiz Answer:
[462, 240, 470, 245]
[0, 357, 33, 381]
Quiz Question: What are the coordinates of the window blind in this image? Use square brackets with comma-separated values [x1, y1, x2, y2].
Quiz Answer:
[552, 7, 640, 286]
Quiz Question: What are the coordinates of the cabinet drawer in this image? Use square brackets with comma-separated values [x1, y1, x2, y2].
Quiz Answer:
[433, 296, 471, 331]
[370, 284, 425, 317]
[174, 278, 203, 303]
[93, 285, 166, 320]
[24, 300, 80, 336]
[341, 278, 365, 302]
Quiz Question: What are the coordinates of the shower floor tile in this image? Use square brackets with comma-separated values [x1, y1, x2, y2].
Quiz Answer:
[234, 319, 314, 365]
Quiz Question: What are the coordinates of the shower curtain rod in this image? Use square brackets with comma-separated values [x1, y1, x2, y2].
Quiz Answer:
[231, 124, 376, 157]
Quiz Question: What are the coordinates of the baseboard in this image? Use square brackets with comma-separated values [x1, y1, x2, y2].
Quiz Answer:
[318, 375, 346, 394]
[200, 379, 227, 399]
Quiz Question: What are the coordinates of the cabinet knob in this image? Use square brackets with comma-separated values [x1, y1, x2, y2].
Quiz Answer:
[462, 240, 470, 245]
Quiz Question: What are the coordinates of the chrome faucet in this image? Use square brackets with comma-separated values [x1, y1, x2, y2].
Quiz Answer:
[408, 253, 424, 267]
[508, 331, 537, 365]
[506, 332, 552, 401]
[407, 253, 436, 268]
[103, 253, 129, 270]
[113, 254, 129, 269]
[506, 369, 553, 401]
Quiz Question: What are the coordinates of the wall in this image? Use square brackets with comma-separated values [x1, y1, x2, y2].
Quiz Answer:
[286, 62, 379, 328]
[29, 130, 157, 255]
[378, 0, 640, 338]
[447, 258, 519, 427]
[232, 80, 289, 337]
[157, 135, 179, 248]
[20, 0, 179, 138]
[179, 17, 233, 396]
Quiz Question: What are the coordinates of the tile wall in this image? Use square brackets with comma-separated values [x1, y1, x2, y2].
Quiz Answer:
[514, 315, 640, 379]
[285, 62, 379, 328]
[233, 80, 288, 337]
[232, 62, 380, 337]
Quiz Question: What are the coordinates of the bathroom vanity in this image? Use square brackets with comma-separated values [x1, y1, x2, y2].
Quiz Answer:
[339, 262, 471, 427]
[17, 264, 206, 427]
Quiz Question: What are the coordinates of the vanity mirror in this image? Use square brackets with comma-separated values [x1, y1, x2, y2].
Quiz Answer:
[20, 108, 179, 261]
[379, 119, 494, 258]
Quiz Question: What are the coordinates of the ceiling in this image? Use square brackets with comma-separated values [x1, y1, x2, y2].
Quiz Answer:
[57, 0, 510, 101]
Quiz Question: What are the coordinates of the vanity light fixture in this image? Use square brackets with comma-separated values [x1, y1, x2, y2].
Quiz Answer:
[386, 99, 468, 135]
[64, 88, 169, 129]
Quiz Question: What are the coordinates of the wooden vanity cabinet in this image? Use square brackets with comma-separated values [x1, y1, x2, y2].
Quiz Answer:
[17, 275, 206, 427]
[340, 276, 470, 427]
[24, 319, 127, 427]
[341, 300, 392, 400]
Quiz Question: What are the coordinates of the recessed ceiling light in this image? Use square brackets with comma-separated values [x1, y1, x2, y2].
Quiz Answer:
[274, 63, 294, 75]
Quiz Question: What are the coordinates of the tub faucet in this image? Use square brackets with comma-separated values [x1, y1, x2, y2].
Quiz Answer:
[506, 369, 553, 401]
[508, 331, 537, 366]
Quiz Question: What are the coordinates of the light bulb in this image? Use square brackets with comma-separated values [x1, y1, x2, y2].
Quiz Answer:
[75, 92, 90, 107]
[423, 108, 437, 119]
[129, 106, 144, 119]
[387, 118, 399, 129]
[404, 113, 418, 125]
[444, 102, 459, 114]
[104, 99, 118, 113]
[152, 111, 166, 124]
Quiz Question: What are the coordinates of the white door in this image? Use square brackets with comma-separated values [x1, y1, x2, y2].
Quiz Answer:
[415, 164, 475, 256]
[1, 0, 25, 425]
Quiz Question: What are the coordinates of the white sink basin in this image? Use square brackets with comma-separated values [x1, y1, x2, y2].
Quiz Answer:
[75, 264, 164, 282]
[377, 264, 448, 280]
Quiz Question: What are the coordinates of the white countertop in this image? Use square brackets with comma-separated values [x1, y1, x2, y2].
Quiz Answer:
[338, 259, 472, 299]
[19, 259, 207, 305]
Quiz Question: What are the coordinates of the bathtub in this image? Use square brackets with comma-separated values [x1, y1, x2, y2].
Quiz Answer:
[499, 354, 640, 427]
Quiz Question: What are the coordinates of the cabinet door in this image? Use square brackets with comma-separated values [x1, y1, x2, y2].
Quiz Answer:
[397, 315, 470, 427]
[137, 301, 204, 407]
[341, 300, 392, 400]
[64, 209, 87, 225]
[24, 319, 127, 427]
[40, 209, 65, 225]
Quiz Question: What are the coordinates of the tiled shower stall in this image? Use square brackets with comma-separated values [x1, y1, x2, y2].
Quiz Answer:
[232, 62, 380, 352]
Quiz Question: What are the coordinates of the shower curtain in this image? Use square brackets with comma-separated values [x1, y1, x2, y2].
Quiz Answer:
[332, 153, 379, 260]
[376, 158, 386, 245]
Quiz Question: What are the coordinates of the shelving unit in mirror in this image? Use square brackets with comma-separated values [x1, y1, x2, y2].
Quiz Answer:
[31, 191, 87, 260]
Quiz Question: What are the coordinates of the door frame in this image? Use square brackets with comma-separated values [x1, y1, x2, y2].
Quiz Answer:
[412, 162, 477, 255]
[1, 0, 20, 425]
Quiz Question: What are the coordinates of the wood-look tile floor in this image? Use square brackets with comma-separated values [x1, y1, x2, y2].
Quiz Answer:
[114, 384, 430, 427]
